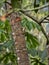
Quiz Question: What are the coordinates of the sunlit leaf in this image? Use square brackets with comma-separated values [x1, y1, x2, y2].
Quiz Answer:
[25, 32, 39, 49]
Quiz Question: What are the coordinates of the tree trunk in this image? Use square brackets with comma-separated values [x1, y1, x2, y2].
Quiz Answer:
[10, 13, 30, 65]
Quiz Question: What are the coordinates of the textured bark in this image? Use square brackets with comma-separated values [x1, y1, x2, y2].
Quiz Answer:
[10, 13, 30, 65]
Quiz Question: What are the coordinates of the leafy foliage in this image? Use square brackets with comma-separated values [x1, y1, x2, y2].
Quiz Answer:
[11, 0, 22, 10]
[25, 32, 39, 49]
[0, 19, 18, 65]
[0, 20, 11, 43]
[0, 0, 48, 65]
[30, 57, 46, 65]
[21, 18, 41, 31]
[0, 52, 17, 65]
[0, 18, 47, 65]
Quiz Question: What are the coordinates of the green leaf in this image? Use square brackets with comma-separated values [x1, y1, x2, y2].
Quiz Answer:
[0, 20, 5, 29]
[22, 0, 27, 8]
[21, 18, 35, 30]
[28, 49, 38, 56]
[41, 49, 47, 62]
[25, 32, 39, 49]
[0, 45, 4, 51]
[3, 40, 14, 49]
[35, 23, 41, 31]
[21, 18, 41, 31]
[34, 62, 38, 65]
[4, 56, 9, 65]
[1, 33, 6, 42]
[0, 0, 5, 3]
[0, 0, 5, 8]
[40, 63, 46, 65]
[11, 0, 22, 9]
[4, 20, 11, 33]
[40, 0, 45, 4]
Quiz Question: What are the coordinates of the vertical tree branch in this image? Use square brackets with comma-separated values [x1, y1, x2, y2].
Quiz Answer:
[10, 13, 30, 65]
[5, 0, 30, 65]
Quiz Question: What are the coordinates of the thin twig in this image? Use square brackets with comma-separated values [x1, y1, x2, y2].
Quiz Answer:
[6, 2, 49, 12]
[5, 1, 11, 6]
[20, 10, 39, 23]
[23, 3, 33, 9]
[23, 4, 49, 12]
[46, 19, 49, 21]
[40, 24, 48, 42]
[42, 21, 49, 23]
[0, 9, 13, 18]
[39, 15, 49, 24]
